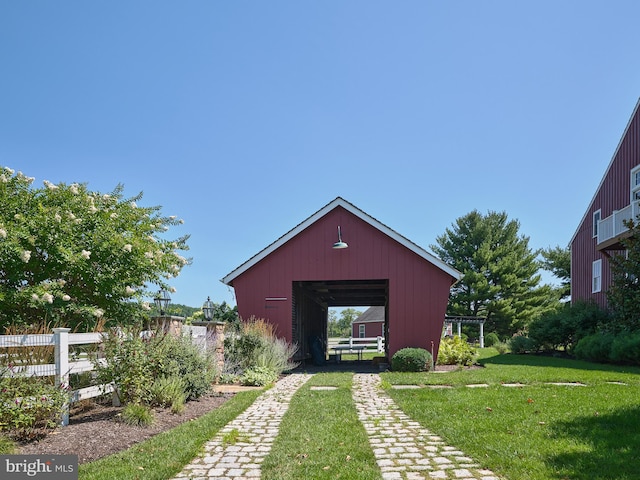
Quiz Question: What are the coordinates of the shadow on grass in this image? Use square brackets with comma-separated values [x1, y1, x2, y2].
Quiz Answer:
[480, 353, 640, 374]
[547, 405, 640, 479]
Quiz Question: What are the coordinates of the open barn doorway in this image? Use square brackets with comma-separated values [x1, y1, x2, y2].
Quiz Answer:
[291, 279, 388, 365]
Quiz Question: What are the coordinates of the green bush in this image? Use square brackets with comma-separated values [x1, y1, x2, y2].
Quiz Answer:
[0, 370, 70, 441]
[610, 333, 640, 365]
[149, 375, 187, 413]
[484, 332, 500, 347]
[528, 301, 606, 352]
[224, 317, 298, 382]
[494, 341, 510, 355]
[147, 334, 216, 400]
[120, 403, 154, 426]
[391, 348, 433, 372]
[240, 366, 279, 386]
[95, 328, 216, 405]
[573, 333, 615, 363]
[437, 336, 476, 366]
[509, 335, 537, 354]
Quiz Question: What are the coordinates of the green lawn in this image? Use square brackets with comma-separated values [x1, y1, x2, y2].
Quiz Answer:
[262, 372, 380, 480]
[79, 349, 640, 480]
[383, 349, 640, 480]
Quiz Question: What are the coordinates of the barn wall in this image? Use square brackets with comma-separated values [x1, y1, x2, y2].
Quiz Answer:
[352, 321, 384, 338]
[232, 206, 455, 359]
[571, 104, 640, 308]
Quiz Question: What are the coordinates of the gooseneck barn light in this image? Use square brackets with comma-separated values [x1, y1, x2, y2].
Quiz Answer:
[332, 226, 348, 249]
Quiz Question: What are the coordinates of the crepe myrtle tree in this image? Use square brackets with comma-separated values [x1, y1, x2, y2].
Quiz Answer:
[0, 166, 191, 331]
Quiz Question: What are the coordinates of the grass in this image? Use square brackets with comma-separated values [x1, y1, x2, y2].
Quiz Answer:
[261, 372, 380, 480]
[78, 390, 261, 480]
[0, 434, 16, 454]
[73, 349, 640, 479]
[382, 348, 640, 480]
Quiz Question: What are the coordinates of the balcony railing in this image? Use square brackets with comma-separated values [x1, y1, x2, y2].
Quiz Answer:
[597, 201, 640, 247]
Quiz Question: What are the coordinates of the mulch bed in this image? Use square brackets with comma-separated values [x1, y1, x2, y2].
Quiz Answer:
[17, 392, 234, 464]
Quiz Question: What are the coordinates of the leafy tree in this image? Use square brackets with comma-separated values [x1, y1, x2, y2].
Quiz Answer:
[327, 308, 362, 337]
[607, 219, 640, 333]
[540, 245, 571, 301]
[0, 166, 190, 331]
[431, 210, 554, 337]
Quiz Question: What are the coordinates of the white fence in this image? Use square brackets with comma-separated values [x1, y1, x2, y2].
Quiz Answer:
[1, 325, 211, 426]
[0, 328, 110, 425]
[327, 336, 385, 353]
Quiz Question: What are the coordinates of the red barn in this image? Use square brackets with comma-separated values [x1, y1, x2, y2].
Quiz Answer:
[570, 99, 640, 308]
[351, 306, 385, 339]
[222, 197, 461, 361]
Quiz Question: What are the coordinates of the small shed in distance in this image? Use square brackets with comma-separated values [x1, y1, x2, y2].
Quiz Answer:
[222, 197, 462, 362]
[352, 306, 385, 339]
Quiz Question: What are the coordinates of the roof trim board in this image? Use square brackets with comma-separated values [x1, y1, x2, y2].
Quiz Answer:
[221, 197, 462, 285]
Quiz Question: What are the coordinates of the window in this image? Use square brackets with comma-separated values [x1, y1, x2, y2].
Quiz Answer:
[592, 259, 602, 293]
[593, 209, 601, 238]
[631, 166, 640, 202]
[359, 324, 365, 338]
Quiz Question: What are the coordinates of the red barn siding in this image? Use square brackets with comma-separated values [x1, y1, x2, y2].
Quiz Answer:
[572, 101, 640, 308]
[228, 202, 457, 360]
[352, 322, 384, 338]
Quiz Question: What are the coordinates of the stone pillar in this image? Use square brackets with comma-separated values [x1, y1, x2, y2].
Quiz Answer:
[193, 321, 225, 378]
[151, 315, 185, 337]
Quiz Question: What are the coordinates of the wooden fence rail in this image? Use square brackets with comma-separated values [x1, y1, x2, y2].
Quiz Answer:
[327, 336, 385, 353]
[0, 328, 112, 426]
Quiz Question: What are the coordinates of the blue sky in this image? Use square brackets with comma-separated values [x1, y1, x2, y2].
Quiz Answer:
[1, 2, 639, 309]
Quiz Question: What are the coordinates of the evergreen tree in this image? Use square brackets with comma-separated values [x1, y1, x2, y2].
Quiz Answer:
[540, 245, 571, 301]
[431, 210, 554, 337]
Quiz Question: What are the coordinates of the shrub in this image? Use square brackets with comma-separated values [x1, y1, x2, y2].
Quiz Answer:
[224, 317, 298, 382]
[391, 348, 433, 372]
[528, 301, 605, 352]
[149, 376, 187, 413]
[240, 366, 279, 386]
[95, 328, 216, 405]
[509, 335, 537, 354]
[93, 328, 154, 405]
[147, 333, 216, 400]
[437, 336, 476, 366]
[120, 403, 154, 426]
[0, 370, 70, 441]
[484, 332, 500, 347]
[573, 333, 615, 363]
[493, 341, 510, 355]
[610, 333, 640, 365]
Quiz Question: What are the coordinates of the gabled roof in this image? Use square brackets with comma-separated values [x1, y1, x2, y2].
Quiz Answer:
[352, 306, 385, 324]
[570, 98, 640, 245]
[221, 197, 462, 285]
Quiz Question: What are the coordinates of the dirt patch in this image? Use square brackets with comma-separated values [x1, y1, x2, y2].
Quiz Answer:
[17, 392, 234, 464]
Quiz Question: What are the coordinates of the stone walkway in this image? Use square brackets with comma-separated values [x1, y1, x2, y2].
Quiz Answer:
[171, 373, 312, 480]
[353, 374, 500, 480]
[172, 372, 500, 479]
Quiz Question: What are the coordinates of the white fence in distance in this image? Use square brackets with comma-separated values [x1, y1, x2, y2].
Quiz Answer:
[327, 336, 385, 354]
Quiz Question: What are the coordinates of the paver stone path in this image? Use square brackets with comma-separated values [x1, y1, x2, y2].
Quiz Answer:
[353, 373, 501, 480]
[172, 373, 312, 480]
